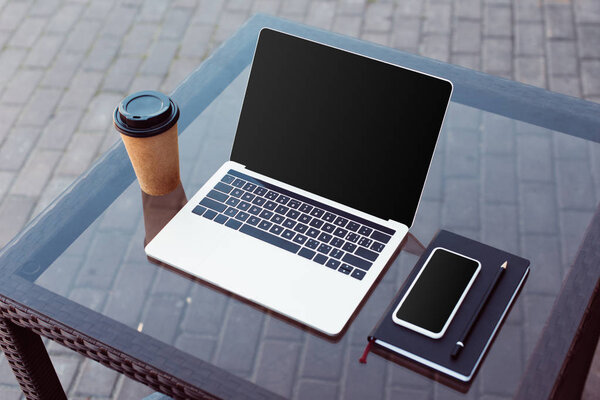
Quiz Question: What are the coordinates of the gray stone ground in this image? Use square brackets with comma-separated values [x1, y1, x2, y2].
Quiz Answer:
[0, 0, 598, 399]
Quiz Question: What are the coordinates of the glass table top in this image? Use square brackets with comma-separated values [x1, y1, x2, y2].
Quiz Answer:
[30, 62, 600, 399]
[0, 14, 598, 400]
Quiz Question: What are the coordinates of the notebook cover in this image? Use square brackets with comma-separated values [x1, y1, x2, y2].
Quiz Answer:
[368, 230, 530, 382]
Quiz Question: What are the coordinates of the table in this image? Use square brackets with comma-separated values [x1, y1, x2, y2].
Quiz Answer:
[0, 14, 599, 400]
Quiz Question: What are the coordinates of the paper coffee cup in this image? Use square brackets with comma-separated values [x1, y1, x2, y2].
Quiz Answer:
[113, 91, 181, 196]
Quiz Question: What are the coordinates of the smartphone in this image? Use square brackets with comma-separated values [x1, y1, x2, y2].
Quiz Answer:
[392, 247, 481, 339]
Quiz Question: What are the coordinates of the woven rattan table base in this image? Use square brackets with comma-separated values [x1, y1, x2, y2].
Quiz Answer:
[0, 299, 216, 400]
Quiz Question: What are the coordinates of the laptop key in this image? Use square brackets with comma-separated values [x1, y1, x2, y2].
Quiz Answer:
[342, 253, 372, 271]
[293, 223, 308, 233]
[230, 188, 243, 198]
[298, 247, 316, 260]
[351, 269, 366, 280]
[252, 197, 266, 206]
[342, 242, 357, 253]
[358, 237, 372, 247]
[264, 200, 277, 210]
[299, 204, 313, 213]
[283, 218, 296, 229]
[221, 174, 235, 184]
[314, 254, 328, 264]
[237, 201, 251, 211]
[288, 199, 301, 209]
[192, 205, 207, 216]
[269, 225, 284, 235]
[241, 192, 255, 202]
[293, 234, 308, 245]
[276, 195, 290, 204]
[326, 259, 340, 269]
[346, 232, 359, 243]
[317, 244, 332, 255]
[338, 265, 352, 275]
[358, 226, 373, 236]
[248, 216, 260, 226]
[258, 220, 272, 230]
[334, 217, 348, 227]
[347, 221, 360, 232]
[214, 214, 228, 224]
[309, 219, 324, 229]
[214, 182, 233, 194]
[286, 209, 300, 219]
[260, 210, 274, 220]
[235, 212, 249, 222]
[330, 238, 344, 248]
[226, 197, 240, 207]
[282, 229, 295, 240]
[240, 224, 300, 253]
[243, 182, 257, 192]
[330, 249, 344, 259]
[371, 230, 392, 244]
[254, 187, 268, 196]
[275, 205, 289, 215]
[323, 212, 336, 222]
[271, 214, 285, 224]
[265, 191, 278, 200]
[371, 242, 385, 252]
[224, 207, 238, 217]
[248, 205, 261, 215]
[225, 219, 242, 230]
[322, 223, 335, 233]
[306, 228, 319, 238]
[333, 228, 348, 238]
[310, 208, 324, 218]
[200, 197, 227, 213]
[355, 246, 378, 262]
[318, 232, 332, 243]
[306, 239, 319, 249]
[232, 178, 245, 188]
[298, 214, 311, 224]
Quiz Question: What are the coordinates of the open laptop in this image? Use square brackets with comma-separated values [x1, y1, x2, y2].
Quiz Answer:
[145, 29, 453, 336]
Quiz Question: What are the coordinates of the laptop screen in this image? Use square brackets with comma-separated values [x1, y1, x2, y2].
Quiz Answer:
[231, 29, 452, 226]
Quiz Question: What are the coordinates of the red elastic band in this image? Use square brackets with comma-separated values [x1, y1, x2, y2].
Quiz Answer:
[359, 340, 373, 364]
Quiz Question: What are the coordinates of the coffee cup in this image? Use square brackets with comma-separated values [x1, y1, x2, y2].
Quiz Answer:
[113, 91, 180, 196]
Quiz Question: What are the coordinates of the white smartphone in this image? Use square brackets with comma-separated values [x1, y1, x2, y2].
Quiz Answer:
[392, 247, 481, 339]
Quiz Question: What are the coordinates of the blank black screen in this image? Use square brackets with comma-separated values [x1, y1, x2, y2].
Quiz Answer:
[396, 249, 479, 334]
[231, 29, 452, 225]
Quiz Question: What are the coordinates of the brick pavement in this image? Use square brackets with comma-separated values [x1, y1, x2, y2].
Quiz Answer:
[0, 0, 598, 398]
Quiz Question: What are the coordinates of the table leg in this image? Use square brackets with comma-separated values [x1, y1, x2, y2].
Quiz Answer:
[0, 317, 67, 400]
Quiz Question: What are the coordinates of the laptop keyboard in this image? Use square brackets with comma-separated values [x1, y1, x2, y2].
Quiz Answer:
[191, 170, 395, 281]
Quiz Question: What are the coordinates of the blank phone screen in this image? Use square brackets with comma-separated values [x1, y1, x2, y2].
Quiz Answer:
[396, 249, 479, 334]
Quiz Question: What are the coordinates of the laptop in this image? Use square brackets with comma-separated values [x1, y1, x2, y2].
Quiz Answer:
[145, 29, 453, 336]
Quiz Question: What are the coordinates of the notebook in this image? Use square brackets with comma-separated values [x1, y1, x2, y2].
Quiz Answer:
[365, 230, 530, 382]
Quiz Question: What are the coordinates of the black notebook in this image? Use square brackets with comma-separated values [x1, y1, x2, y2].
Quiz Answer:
[366, 230, 530, 382]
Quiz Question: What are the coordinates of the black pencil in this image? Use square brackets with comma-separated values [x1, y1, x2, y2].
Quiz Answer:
[451, 261, 507, 358]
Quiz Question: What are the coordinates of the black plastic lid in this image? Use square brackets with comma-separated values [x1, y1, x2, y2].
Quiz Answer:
[113, 91, 179, 137]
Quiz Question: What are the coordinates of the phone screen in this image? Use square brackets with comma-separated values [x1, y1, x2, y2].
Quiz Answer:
[394, 248, 480, 338]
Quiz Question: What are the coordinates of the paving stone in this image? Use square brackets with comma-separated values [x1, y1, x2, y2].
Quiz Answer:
[482, 203, 519, 254]
[361, 31, 391, 46]
[559, 209, 594, 269]
[479, 324, 523, 395]
[391, 17, 421, 52]
[121, 23, 158, 56]
[482, 113, 515, 154]
[389, 388, 431, 400]
[516, 133, 553, 182]
[482, 37, 512, 75]
[442, 178, 480, 229]
[174, 333, 217, 361]
[114, 377, 154, 400]
[515, 22, 544, 56]
[483, 4, 511, 37]
[280, 0, 309, 16]
[73, 359, 118, 398]
[46, 3, 84, 34]
[55, 131, 104, 178]
[522, 294, 555, 357]
[180, 285, 228, 336]
[581, 59, 600, 97]
[136, 0, 169, 23]
[332, 15, 362, 37]
[8, 16, 46, 47]
[548, 75, 581, 98]
[228, 0, 253, 12]
[102, 56, 142, 92]
[98, 5, 137, 38]
[342, 345, 386, 400]
[63, 19, 102, 53]
[160, 7, 192, 39]
[483, 154, 517, 204]
[128, 74, 163, 94]
[577, 24, 600, 58]
[0, 126, 40, 171]
[251, 0, 280, 15]
[363, 3, 393, 33]
[23, 34, 64, 68]
[300, 335, 345, 380]
[519, 182, 558, 234]
[140, 40, 180, 76]
[81, 0, 114, 21]
[0, 357, 19, 386]
[0, 48, 28, 88]
[29, 0, 60, 17]
[254, 340, 302, 398]
[38, 108, 84, 150]
[1, 68, 43, 105]
[179, 24, 212, 59]
[262, 315, 306, 342]
[444, 128, 480, 177]
[0, 104, 21, 143]
[306, 1, 336, 30]
[420, 34, 450, 62]
[0, 171, 14, 200]
[50, 353, 81, 393]
[79, 92, 123, 132]
[452, 19, 481, 54]
[455, 0, 481, 19]
[139, 294, 186, 343]
[555, 158, 596, 210]
[9, 149, 61, 197]
[0, 386, 21, 400]
[41, 50, 85, 89]
[574, 0, 600, 24]
[0, 1, 30, 31]
[214, 301, 265, 374]
[190, 0, 224, 25]
[0, 194, 36, 246]
[387, 358, 433, 388]
[546, 39, 578, 77]
[515, 56, 546, 88]
[82, 36, 121, 72]
[545, 4, 575, 39]
[296, 380, 338, 400]
[423, 2, 451, 35]
[161, 57, 201, 93]
[213, 10, 249, 44]
[36, 254, 81, 298]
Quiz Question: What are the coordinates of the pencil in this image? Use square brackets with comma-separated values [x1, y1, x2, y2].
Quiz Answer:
[451, 261, 507, 358]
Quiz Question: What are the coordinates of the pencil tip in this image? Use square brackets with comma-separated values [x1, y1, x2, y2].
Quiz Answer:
[501, 261, 508, 269]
